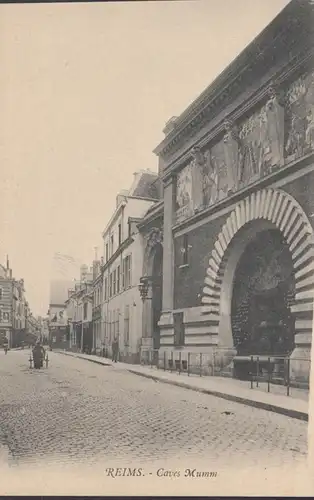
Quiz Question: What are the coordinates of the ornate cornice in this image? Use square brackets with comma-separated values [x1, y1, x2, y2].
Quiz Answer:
[161, 47, 314, 185]
[155, 0, 313, 165]
[137, 201, 164, 231]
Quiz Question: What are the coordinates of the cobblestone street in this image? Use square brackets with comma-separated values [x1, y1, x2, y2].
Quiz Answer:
[0, 350, 308, 470]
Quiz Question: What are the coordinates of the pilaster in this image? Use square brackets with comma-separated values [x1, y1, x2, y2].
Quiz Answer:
[161, 175, 176, 312]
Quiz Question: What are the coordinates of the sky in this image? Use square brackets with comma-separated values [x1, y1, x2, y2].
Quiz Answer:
[0, 0, 290, 315]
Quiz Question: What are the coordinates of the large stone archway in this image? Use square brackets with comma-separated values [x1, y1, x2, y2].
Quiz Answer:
[201, 187, 314, 379]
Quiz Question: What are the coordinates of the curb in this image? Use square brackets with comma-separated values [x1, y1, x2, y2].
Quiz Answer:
[54, 351, 308, 422]
[56, 350, 112, 367]
[127, 369, 308, 422]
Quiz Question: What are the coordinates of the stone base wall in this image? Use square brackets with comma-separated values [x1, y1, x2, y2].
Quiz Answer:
[157, 345, 236, 377]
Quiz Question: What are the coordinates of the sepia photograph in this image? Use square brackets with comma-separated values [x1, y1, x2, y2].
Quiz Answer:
[0, 0, 313, 496]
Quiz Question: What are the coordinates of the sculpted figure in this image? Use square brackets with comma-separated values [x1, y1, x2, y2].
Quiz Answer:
[176, 166, 192, 209]
[223, 119, 240, 194]
[203, 150, 218, 206]
[304, 75, 314, 151]
[265, 83, 285, 169]
[147, 228, 163, 249]
[191, 146, 205, 212]
[305, 109, 314, 150]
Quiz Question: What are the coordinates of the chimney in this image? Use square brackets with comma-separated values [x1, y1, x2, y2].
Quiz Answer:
[92, 260, 100, 280]
[116, 190, 128, 208]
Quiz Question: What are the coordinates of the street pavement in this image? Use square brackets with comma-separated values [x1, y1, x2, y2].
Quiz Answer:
[0, 349, 308, 470]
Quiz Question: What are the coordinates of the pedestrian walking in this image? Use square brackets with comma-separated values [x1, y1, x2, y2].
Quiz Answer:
[111, 337, 119, 363]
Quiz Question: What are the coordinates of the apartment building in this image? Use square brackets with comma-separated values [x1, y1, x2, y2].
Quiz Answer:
[101, 169, 160, 362]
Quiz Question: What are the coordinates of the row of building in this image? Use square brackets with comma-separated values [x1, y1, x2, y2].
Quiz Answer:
[49, 0, 314, 382]
[0, 258, 44, 348]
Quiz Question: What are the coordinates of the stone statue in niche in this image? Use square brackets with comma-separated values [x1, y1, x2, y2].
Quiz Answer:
[147, 227, 163, 249]
[190, 146, 206, 213]
[285, 71, 314, 159]
[223, 119, 240, 194]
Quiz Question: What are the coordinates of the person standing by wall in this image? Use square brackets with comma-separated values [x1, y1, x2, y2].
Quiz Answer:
[111, 337, 119, 363]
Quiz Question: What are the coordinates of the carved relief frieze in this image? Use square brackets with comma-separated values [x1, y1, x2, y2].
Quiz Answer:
[175, 138, 227, 223]
[203, 140, 227, 206]
[173, 71, 314, 225]
[285, 70, 314, 159]
[176, 162, 194, 223]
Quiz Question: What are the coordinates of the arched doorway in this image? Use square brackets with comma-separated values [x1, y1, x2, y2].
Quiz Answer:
[231, 229, 295, 357]
[141, 227, 163, 358]
[202, 188, 314, 381]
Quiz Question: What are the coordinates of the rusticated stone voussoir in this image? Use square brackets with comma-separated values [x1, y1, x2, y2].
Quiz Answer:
[201, 187, 314, 349]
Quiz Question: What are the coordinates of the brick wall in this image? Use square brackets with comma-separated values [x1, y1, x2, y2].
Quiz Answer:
[173, 169, 314, 311]
[282, 170, 314, 229]
[174, 213, 228, 309]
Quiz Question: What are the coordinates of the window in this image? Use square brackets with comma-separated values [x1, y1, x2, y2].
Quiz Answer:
[0, 309, 2, 322]
[109, 273, 113, 298]
[182, 234, 189, 266]
[110, 235, 114, 256]
[104, 277, 108, 301]
[3, 312, 10, 322]
[117, 265, 120, 293]
[124, 305, 130, 345]
[0, 288, 2, 300]
[118, 224, 122, 246]
[105, 243, 109, 262]
[123, 255, 132, 289]
[113, 269, 116, 296]
[83, 302, 88, 320]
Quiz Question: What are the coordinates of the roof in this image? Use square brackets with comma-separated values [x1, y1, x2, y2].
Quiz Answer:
[130, 172, 160, 199]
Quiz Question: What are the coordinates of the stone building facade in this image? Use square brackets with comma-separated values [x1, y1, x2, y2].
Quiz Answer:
[101, 169, 160, 363]
[153, 0, 314, 382]
[0, 259, 35, 348]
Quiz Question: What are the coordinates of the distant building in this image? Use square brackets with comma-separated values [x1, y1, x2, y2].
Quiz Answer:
[48, 279, 73, 348]
[92, 257, 102, 354]
[0, 258, 34, 347]
[65, 264, 94, 352]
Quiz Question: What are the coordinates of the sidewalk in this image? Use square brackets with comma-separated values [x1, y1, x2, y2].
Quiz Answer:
[56, 350, 309, 421]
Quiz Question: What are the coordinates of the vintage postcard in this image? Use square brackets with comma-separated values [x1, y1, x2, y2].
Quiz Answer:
[0, 0, 313, 496]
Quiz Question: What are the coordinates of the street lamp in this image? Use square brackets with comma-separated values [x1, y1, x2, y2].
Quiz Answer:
[138, 277, 152, 302]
